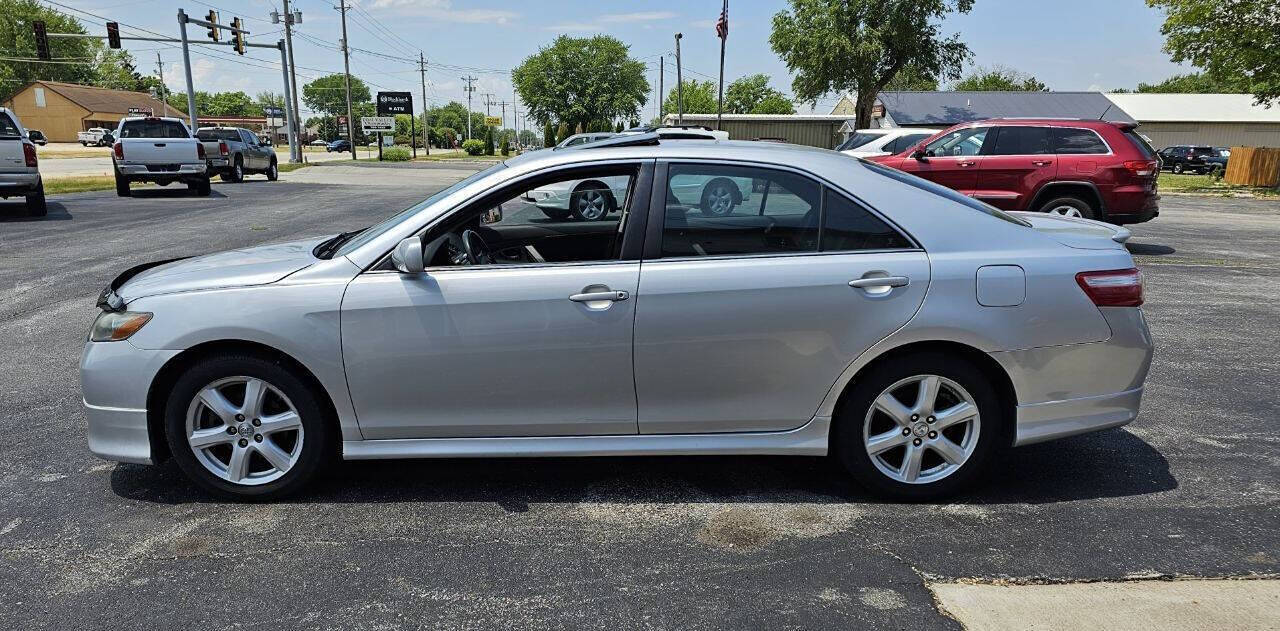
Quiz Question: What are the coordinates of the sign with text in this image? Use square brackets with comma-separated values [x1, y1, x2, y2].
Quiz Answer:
[484, 116, 501, 127]
[361, 116, 394, 133]
[377, 91, 412, 116]
[127, 106, 153, 116]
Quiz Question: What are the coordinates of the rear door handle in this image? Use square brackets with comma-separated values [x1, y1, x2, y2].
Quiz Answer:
[849, 276, 909, 289]
[569, 290, 629, 302]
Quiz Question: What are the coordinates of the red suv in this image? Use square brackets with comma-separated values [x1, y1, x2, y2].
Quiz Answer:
[866, 119, 1159, 224]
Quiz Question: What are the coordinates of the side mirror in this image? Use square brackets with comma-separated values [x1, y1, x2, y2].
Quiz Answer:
[911, 148, 927, 160]
[390, 236, 425, 274]
[481, 206, 503, 224]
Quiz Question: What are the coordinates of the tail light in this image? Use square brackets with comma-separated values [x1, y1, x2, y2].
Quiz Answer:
[197, 142, 206, 159]
[1076, 268, 1143, 307]
[1123, 160, 1157, 177]
[112, 141, 123, 160]
[23, 142, 37, 167]
[218, 141, 229, 156]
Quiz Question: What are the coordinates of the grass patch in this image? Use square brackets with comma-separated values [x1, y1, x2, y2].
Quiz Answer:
[277, 162, 312, 173]
[43, 176, 116, 194]
[1160, 173, 1279, 197]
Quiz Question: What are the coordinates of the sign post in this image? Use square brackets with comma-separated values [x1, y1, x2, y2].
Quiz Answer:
[378, 92, 413, 159]
[361, 116, 394, 160]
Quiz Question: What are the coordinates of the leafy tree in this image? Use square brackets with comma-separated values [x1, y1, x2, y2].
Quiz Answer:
[556, 122, 570, 144]
[434, 127, 456, 148]
[519, 128, 538, 147]
[0, 0, 97, 101]
[512, 35, 649, 131]
[483, 126, 495, 155]
[951, 65, 1047, 91]
[1148, 0, 1277, 105]
[462, 138, 485, 155]
[302, 74, 370, 116]
[499, 136, 510, 156]
[884, 64, 941, 91]
[770, 0, 974, 129]
[1133, 71, 1252, 94]
[615, 121, 625, 132]
[629, 119, 640, 128]
[543, 121, 555, 147]
[206, 91, 261, 116]
[307, 115, 337, 140]
[662, 80, 718, 115]
[725, 74, 796, 114]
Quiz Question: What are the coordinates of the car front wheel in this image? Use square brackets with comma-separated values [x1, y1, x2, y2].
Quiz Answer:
[1172, 163, 1184, 174]
[570, 183, 614, 221]
[266, 159, 278, 181]
[165, 354, 333, 500]
[835, 352, 1002, 500]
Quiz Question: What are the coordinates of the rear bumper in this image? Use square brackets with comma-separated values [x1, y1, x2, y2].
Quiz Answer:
[1108, 207, 1159, 225]
[0, 172, 40, 195]
[1012, 387, 1144, 445]
[116, 163, 207, 181]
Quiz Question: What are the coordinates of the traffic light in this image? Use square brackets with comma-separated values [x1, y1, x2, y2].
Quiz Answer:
[231, 17, 245, 55]
[206, 10, 220, 42]
[32, 20, 50, 60]
[106, 22, 120, 49]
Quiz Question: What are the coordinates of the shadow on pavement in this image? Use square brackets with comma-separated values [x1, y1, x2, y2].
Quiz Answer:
[1127, 242, 1176, 255]
[0, 201, 71, 222]
[110, 427, 1174, 508]
[126, 187, 227, 199]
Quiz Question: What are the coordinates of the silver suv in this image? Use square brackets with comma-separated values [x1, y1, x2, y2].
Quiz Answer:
[0, 107, 46, 217]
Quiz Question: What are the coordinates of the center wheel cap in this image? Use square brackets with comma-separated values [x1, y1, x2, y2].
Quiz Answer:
[912, 422, 929, 437]
[238, 423, 254, 437]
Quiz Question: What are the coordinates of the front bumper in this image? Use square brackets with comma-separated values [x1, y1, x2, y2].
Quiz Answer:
[81, 340, 180, 465]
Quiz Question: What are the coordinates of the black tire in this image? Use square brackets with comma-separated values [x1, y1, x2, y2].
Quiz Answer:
[164, 354, 333, 500]
[1171, 162, 1184, 174]
[1037, 195, 1095, 220]
[229, 157, 244, 183]
[114, 171, 130, 197]
[539, 206, 572, 221]
[26, 180, 47, 217]
[699, 177, 739, 217]
[266, 158, 278, 181]
[189, 178, 211, 197]
[834, 352, 1004, 501]
[569, 182, 615, 221]
[219, 172, 234, 182]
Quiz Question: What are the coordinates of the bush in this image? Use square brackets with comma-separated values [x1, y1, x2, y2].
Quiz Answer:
[499, 137, 510, 156]
[543, 122, 554, 147]
[382, 146, 410, 161]
[483, 127, 495, 155]
[462, 139, 485, 155]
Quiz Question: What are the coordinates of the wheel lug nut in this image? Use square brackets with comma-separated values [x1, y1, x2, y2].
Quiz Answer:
[928, 431, 938, 439]
[226, 426, 237, 435]
[912, 438, 922, 446]
[902, 428, 911, 436]
[238, 438, 248, 447]
[927, 416, 936, 424]
[251, 418, 261, 427]
[911, 414, 919, 421]
[235, 414, 245, 422]
[254, 434, 263, 442]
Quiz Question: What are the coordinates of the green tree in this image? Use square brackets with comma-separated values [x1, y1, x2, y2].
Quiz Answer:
[512, 35, 649, 131]
[951, 65, 1047, 91]
[662, 80, 718, 115]
[434, 127, 456, 148]
[556, 122, 570, 144]
[1134, 71, 1252, 94]
[884, 64, 941, 91]
[206, 91, 260, 116]
[543, 121, 555, 147]
[1148, 0, 1277, 105]
[302, 74, 370, 116]
[519, 128, 538, 147]
[725, 74, 796, 114]
[483, 126, 495, 155]
[615, 121, 625, 132]
[499, 136, 510, 156]
[0, 0, 97, 101]
[770, 0, 974, 129]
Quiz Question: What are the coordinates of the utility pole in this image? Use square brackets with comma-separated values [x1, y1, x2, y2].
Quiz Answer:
[337, 0, 356, 160]
[461, 75, 476, 140]
[674, 33, 684, 125]
[658, 56, 664, 124]
[419, 52, 429, 155]
[154, 52, 166, 107]
[482, 93, 494, 117]
[281, 0, 302, 163]
[177, 9, 197, 129]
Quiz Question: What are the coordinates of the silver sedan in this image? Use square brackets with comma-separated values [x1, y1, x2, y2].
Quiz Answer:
[81, 135, 1153, 500]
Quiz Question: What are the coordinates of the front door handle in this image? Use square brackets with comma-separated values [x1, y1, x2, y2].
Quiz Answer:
[957, 160, 976, 167]
[849, 276, 909, 289]
[1032, 160, 1053, 167]
[569, 290, 629, 303]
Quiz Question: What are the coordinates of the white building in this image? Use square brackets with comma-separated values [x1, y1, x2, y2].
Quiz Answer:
[1101, 93, 1280, 149]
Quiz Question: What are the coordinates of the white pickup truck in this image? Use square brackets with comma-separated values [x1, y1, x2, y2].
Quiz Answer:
[0, 107, 46, 216]
[77, 127, 114, 146]
[112, 117, 209, 197]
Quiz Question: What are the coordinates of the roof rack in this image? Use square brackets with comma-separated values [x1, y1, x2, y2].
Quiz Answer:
[558, 132, 660, 150]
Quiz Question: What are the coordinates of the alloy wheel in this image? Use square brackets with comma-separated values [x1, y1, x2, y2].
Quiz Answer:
[185, 376, 304, 485]
[706, 184, 734, 215]
[1047, 205, 1084, 218]
[576, 190, 608, 220]
[862, 374, 981, 484]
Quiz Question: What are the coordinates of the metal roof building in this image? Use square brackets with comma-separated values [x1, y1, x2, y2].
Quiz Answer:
[829, 91, 1135, 129]
[1102, 93, 1280, 149]
[661, 113, 849, 149]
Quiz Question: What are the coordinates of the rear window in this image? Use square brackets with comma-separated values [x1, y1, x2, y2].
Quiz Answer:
[1122, 130, 1157, 159]
[837, 132, 887, 151]
[0, 114, 20, 138]
[859, 159, 1031, 227]
[120, 120, 190, 139]
[197, 128, 240, 141]
[1053, 128, 1108, 154]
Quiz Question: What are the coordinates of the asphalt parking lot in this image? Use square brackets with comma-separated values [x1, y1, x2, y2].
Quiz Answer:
[1, 164, 1277, 629]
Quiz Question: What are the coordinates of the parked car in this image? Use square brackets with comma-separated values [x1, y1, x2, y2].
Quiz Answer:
[326, 139, 351, 152]
[111, 116, 210, 197]
[867, 119, 1160, 224]
[77, 127, 114, 146]
[555, 132, 615, 148]
[0, 107, 46, 216]
[837, 128, 942, 158]
[1204, 147, 1230, 174]
[309, 139, 328, 147]
[26, 129, 48, 146]
[1157, 145, 1218, 174]
[82, 134, 1153, 501]
[196, 126, 278, 182]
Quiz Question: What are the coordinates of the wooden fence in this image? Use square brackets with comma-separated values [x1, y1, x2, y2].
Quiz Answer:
[1224, 146, 1280, 187]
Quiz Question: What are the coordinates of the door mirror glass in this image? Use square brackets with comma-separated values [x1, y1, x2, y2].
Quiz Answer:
[391, 236, 425, 274]
[481, 205, 503, 224]
[911, 148, 926, 160]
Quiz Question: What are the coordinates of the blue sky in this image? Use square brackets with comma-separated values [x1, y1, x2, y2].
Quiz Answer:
[65, 0, 1189, 121]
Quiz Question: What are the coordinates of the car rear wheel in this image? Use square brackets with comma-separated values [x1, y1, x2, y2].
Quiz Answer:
[188, 178, 211, 196]
[114, 171, 130, 197]
[164, 354, 333, 500]
[1171, 163, 1185, 174]
[1039, 196, 1095, 220]
[835, 352, 1002, 500]
[26, 181, 47, 217]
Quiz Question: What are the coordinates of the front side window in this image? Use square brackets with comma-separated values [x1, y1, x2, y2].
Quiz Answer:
[1053, 128, 1108, 154]
[923, 127, 989, 157]
[990, 126, 1052, 155]
[888, 133, 933, 154]
[661, 164, 820, 257]
[120, 120, 189, 139]
[243, 130, 260, 145]
[821, 191, 913, 252]
[837, 131, 887, 151]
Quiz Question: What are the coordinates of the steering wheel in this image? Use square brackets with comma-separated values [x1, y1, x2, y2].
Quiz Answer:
[460, 229, 494, 265]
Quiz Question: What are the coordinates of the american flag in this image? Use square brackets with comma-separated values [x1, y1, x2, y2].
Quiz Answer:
[715, 0, 728, 40]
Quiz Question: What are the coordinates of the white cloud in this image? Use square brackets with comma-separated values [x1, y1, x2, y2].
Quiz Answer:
[367, 0, 518, 24]
[598, 11, 677, 23]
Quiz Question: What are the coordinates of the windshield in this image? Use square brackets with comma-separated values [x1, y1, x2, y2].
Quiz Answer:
[859, 159, 1031, 227]
[836, 132, 886, 151]
[333, 163, 507, 257]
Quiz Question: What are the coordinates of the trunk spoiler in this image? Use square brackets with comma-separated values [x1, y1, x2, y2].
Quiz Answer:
[96, 257, 188, 311]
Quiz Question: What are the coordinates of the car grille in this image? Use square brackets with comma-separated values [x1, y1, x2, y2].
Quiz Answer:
[146, 164, 180, 172]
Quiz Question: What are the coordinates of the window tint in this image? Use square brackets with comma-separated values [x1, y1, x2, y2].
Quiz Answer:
[821, 190, 912, 251]
[837, 131, 887, 151]
[892, 133, 932, 154]
[1053, 128, 1107, 154]
[924, 127, 989, 157]
[197, 128, 239, 141]
[990, 126, 1052, 155]
[859, 159, 1031, 227]
[882, 136, 906, 154]
[0, 114, 19, 137]
[1122, 130, 1156, 159]
[662, 164, 820, 257]
[120, 120, 189, 139]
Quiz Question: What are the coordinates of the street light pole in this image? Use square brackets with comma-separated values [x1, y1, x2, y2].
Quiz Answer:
[281, 0, 302, 163]
[177, 9, 198, 129]
[337, 0, 356, 160]
[674, 33, 684, 125]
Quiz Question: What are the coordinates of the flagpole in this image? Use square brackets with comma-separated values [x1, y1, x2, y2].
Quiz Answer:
[716, 0, 727, 131]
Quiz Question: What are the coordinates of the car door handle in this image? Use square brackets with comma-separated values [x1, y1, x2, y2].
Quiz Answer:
[569, 290, 629, 302]
[849, 276, 909, 289]
[1032, 160, 1053, 166]
[957, 160, 976, 167]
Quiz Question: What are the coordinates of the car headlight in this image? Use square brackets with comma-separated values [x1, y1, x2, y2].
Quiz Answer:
[90, 311, 152, 342]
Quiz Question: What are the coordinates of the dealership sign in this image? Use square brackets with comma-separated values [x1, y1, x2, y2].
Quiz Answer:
[361, 116, 395, 133]
[377, 91, 412, 116]
[127, 106, 153, 116]
[484, 116, 501, 127]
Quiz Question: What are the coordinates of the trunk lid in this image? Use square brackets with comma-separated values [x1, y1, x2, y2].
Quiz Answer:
[1009, 211, 1131, 250]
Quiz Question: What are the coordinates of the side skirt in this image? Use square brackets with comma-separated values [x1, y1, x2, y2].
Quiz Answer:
[343, 416, 831, 460]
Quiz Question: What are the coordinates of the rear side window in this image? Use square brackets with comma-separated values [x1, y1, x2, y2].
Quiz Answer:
[1190, 146, 1216, 157]
[120, 120, 190, 139]
[662, 164, 820, 257]
[821, 190, 912, 251]
[990, 126, 1052, 155]
[859, 159, 1031, 227]
[0, 113, 19, 138]
[1053, 128, 1108, 154]
[1122, 130, 1157, 159]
